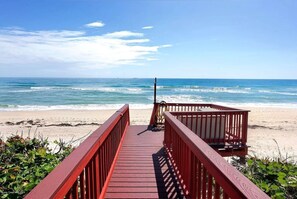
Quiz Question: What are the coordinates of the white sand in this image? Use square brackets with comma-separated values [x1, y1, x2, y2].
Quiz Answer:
[0, 109, 152, 147]
[0, 107, 296, 160]
[243, 107, 297, 160]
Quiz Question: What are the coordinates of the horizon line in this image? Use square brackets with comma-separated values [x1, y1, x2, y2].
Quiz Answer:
[0, 76, 296, 80]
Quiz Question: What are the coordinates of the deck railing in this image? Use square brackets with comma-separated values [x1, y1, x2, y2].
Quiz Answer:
[150, 103, 248, 156]
[164, 112, 269, 199]
[25, 105, 130, 199]
[171, 110, 248, 146]
[150, 102, 240, 126]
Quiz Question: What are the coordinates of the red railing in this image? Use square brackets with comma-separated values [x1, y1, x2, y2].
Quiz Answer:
[149, 103, 240, 126]
[171, 110, 248, 147]
[164, 112, 269, 199]
[25, 105, 130, 199]
[150, 103, 248, 156]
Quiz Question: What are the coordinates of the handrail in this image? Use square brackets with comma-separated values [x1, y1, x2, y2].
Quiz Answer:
[157, 102, 245, 111]
[171, 110, 248, 113]
[164, 112, 269, 198]
[149, 102, 247, 126]
[170, 110, 249, 149]
[25, 104, 130, 199]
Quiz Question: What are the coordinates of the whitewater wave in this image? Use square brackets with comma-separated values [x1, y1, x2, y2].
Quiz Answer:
[258, 90, 297, 96]
[149, 85, 173, 89]
[9, 86, 74, 93]
[73, 87, 144, 94]
[214, 102, 297, 109]
[173, 87, 250, 94]
[149, 95, 203, 103]
[11, 86, 146, 94]
[8, 86, 69, 92]
[10, 90, 38, 93]
[0, 104, 153, 111]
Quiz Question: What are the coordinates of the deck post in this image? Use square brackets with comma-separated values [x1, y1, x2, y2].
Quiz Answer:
[154, 77, 157, 104]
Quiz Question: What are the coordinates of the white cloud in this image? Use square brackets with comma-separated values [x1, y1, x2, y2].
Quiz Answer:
[142, 26, 153, 30]
[85, 21, 105, 28]
[104, 31, 144, 38]
[160, 44, 172, 48]
[0, 28, 171, 70]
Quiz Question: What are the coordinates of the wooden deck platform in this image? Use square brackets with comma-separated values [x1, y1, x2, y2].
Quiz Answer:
[105, 125, 185, 199]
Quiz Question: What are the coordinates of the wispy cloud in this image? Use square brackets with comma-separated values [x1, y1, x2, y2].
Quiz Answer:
[0, 27, 170, 70]
[104, 31, 144, 38]
[85, 21, 105, 28]
[160, 44, 172, 48]
[142, 26, 153, 30]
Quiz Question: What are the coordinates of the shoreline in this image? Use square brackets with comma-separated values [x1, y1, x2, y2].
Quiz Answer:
[0, 107, 296, 160]
[1, 102, 297, 112]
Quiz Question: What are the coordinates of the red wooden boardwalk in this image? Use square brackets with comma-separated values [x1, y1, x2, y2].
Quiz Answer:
[25, 104, 269, 199]
[105, 125, 184, 199]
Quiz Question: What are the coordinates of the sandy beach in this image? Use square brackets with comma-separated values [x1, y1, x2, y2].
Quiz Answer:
[244, 107, 297, 159]
[0, 107, 296, 160]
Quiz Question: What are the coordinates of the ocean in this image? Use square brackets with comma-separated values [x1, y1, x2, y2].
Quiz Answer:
[0, 78, 296, 111]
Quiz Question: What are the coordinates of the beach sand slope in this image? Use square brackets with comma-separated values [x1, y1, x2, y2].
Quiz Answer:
[0, 107, 296, 159]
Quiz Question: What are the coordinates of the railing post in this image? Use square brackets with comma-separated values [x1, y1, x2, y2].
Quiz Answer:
[186, 148, 192, 196]
[154, 77, 157, 104]
[189, 153, 197, 198]
[95, 153, 100, 197]
[242, 111, 248, 144]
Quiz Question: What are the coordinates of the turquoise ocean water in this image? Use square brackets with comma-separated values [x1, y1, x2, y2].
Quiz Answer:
[0, 78, 296, 111]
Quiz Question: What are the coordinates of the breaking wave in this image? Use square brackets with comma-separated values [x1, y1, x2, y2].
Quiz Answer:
[10, 86, 145, 94]
[173, 87, 250, 94]
[0, 104, 153, 111]
[258, 90, 297, 96]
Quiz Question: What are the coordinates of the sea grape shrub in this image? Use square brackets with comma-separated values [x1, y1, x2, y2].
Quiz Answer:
[0, 135, 73, 199]
[234, 157, 297, 199]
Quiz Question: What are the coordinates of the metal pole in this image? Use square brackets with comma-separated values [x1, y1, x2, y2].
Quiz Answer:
[154, 77, 157, 104]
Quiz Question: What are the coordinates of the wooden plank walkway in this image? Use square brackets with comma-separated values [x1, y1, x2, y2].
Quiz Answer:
[105, 125, 184, 199]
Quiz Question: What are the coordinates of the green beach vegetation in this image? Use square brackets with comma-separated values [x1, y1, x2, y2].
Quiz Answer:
[0, 135, 73, 199]
[233, 156, 297, 199]
[1, 134, 296, 198]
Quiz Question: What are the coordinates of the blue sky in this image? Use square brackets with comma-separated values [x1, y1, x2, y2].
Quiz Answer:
[0, 0, 296, 79]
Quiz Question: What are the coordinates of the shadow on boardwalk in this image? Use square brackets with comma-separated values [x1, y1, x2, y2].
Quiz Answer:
[153, 148, 185, 199]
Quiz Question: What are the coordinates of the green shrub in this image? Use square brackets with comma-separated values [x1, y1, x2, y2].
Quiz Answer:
[0, 135, 73, 199]
[233, 156, 297, 199]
